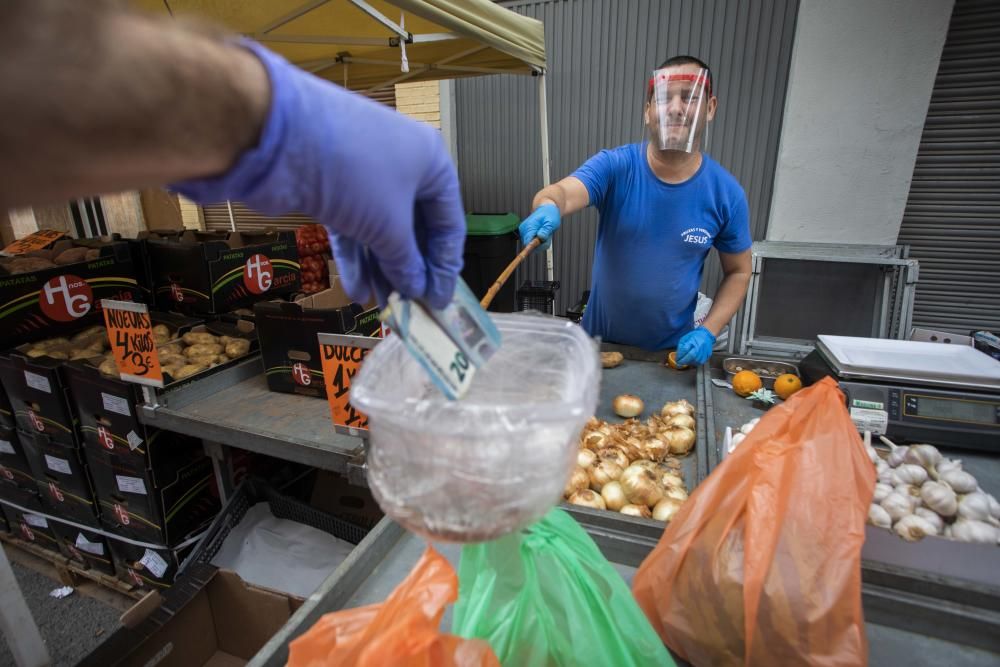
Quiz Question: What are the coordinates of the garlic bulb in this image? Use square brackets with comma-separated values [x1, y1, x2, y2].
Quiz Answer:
[577, 448, 597, 469]
[905, 444, 942, 473]
[881, 493, 914, 522]
[950, 519, 1000, 544]
[652, 498, 683, 522]
[957, 492, 994, 523]
[880, 436, 908, 468]
[564, 467, 590, 498]
[894, 483, 922, 501]
[921, 481, 958, 517]
[872, 483, 893, 504]
[596, 446, 629, 470]
[878, 468, 894, 485]
[620, 466, 664, 507]
[666, 414, 696, 431]
[894, 464, 929, 486]
[987, 494, 1000, 520]
[868, 504, 892, 528]
[939, 469, 977, 494]
[914, 507, 945, 534]
[588, 459, 623, 492]
[600, 481, 628, 511]
[620, 504, 653, 518]
[568, 490, 606, 510]
[937, 458, 963, 475]
[894, 514, 938, 542]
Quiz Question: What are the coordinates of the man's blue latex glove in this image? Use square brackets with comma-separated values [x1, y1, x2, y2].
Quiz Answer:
[675, 326, 716, 366]
[518, 203, 561, 251]
[172, 42, 464, 309]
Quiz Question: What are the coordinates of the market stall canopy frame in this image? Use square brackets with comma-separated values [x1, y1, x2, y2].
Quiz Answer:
[132, 0, 546, 92]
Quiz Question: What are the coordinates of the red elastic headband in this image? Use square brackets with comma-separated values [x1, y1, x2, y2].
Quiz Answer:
[647, 72, 711, 97]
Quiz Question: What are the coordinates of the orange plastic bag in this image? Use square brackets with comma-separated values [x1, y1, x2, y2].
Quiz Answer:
[288, 546, 499, 667]
[633, 377, 875, 667]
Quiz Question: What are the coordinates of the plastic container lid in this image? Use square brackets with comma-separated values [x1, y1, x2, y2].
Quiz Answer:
[351, 313, 600, 542]
[465, 213, 520, 236]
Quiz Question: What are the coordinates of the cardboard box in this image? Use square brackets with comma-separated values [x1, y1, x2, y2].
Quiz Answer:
[106, 539, 196, 591]
[51, 522, 116, 576]
[80, 564, 303, 667]
[254, 282, 381, 399]
[0, 349, 79, 447]
[0, 239, 142, 348]
[146, 230, 300, 314]
[88, 431, 219, 546]
[9, 509, 62, 553]
[19, 430, 100, 528]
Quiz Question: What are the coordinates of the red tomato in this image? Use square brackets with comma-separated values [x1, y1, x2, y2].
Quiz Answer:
[309, 242, 323, 254]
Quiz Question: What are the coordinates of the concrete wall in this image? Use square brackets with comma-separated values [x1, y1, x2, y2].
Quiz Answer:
[767, 0, 953, 244]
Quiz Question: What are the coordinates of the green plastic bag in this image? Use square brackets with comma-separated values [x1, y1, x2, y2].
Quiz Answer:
[452, 508, 675, 667]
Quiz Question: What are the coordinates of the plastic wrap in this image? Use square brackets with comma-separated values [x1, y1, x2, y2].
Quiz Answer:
[351, 313, 600, 542]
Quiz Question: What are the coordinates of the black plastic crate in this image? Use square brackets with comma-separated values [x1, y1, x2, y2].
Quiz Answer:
[516, 280, 560, 315]
[184, 477, 370, 572]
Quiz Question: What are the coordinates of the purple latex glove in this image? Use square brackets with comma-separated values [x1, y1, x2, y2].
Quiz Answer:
[676, 326, 716, 366]
[173, 41, 465, 309]
[517, 203, 561, 251]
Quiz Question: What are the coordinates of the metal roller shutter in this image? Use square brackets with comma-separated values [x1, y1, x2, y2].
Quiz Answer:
[204, 87, 397, 232]
[898, 0, 1000, 334]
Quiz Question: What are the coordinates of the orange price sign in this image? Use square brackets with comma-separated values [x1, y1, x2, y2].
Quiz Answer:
[317, 333, 380, 435]
[3, 229, 67, 255]
[100, 300, 164, 388]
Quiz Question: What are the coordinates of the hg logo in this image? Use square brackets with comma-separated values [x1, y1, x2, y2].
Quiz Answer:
[681, 227, 712, 246]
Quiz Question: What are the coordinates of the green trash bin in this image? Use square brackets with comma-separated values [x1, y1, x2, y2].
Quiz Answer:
[462, 213, 520, 312]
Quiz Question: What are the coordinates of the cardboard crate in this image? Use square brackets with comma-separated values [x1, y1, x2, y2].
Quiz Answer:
[254, 282, 381, 399]
[9, 509, 62, 554]
[106, 538, 195, 591]
[0, 349, 79, 447]
[88, 431, 219, 547]
[0, 239, 142, 349]
[50, 522, 116, 576]
[18, 430, 101, 528]
[80, 564, 303, 667]
[147, 230, 300, 314]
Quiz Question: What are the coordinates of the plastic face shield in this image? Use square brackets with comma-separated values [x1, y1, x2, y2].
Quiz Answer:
[647, 67, 711, 153]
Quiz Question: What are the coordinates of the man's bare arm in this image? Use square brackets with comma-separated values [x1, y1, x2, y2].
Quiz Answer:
[701, 249, 752, 336]
[0, 0, 269, 209]
[532, 176, 590, 216]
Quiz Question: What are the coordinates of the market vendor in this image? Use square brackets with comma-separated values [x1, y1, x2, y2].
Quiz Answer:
[520, 56, 752, 362]
[0, 0, 464, 310]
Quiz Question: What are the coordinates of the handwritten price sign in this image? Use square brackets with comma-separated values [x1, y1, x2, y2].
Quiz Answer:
[101, 300, 163, 387]
[317, 333, 380, 435]
[3, 229, 67, 255]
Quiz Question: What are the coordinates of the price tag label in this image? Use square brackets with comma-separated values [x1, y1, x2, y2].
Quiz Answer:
[3, 230, 66, 255]
[101, 300, 163, 388]
[317, 333, 380, 434]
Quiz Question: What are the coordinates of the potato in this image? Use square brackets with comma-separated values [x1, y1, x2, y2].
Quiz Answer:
[184, 343, 223, 358]
[157, 352, 185, 367]
[601, 351, 624, 369]
[153, 332, 170, 345]
[54, 247, 90, 265]
[46, 350, 69, 360]
[159, 341, 183, 356]
[173, 363, 207, 380]
[187, 353, 222, 367]
[152, 324, 171, 338]
[8, 257, 57, 273]
[85, 249, 101, 261]
[71, 326, 104, 344]
[182, 332, 218, 346]
[25, 347, 49, 358]
[98, 358, 119, 377]
[224, 339, 250, 359]
[70, 348, 100, 361]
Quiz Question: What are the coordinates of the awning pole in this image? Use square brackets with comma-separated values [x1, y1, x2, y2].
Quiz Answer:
[537, 72, 554, 282]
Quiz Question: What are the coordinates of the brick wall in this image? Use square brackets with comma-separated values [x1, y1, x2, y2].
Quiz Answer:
[394, 81, 441, 128]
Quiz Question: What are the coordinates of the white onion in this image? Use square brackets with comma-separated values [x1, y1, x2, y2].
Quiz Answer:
[868, 504, 892, 528]
[577, 449, 597, 469]
[666, 414, 696, 431]
[939, 469, 977, 494]
[950, 519, 1000, 544]
[652, 498, 683, 522]
[894, 514, 938, 542]
[563, 467, 590, 498]
[661, 399, 694, 417]
[629, 460, 658, 472]
[641, 438, 669, 462]
[596, 446, 629, 469]
[620, 504, 652, 518]
[613, 394, 644, 418]
[663, 486, 688, 503]
[620, 466, 664, 507]
[583, 432, 607, 450]
[665, 427, 695, 455]
[600, 481, 628, 511]
[588, 460, 623, 492]
[660, 471, 684, 489]
[921, 481, 958, 517]
[568, 490, 606, 510]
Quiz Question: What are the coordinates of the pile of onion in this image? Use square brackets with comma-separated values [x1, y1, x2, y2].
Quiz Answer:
[565, 399, 695, 521]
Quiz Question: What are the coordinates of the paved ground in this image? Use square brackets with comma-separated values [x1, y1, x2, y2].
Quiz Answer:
[0, 560, 120, 667]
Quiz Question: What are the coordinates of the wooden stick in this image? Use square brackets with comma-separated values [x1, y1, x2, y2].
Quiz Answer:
[480, 237, 542, 309]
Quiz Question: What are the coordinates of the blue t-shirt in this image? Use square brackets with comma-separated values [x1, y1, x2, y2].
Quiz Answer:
[573, 143, 751, 351]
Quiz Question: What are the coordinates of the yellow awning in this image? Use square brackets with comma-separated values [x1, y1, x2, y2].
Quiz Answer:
[131, 0, 546, 93]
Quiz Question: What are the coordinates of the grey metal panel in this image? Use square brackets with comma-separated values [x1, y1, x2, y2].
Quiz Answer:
[898, 0, 1000, 335]
[457, 0, 799, 315]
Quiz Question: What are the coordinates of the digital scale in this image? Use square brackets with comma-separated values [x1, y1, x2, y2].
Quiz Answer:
[800, 335, 1000, 451]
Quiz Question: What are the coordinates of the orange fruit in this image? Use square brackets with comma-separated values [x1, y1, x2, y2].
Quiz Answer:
[666, 351, 689, 370]
[732, 370, 763, 397]
[774, 374, 803, 400]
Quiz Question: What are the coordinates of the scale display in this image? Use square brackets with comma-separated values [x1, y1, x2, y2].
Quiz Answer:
[903, 393, 999, 426]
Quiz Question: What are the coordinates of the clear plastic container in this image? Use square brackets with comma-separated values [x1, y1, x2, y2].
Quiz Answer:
[351, 313, 600, 542]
